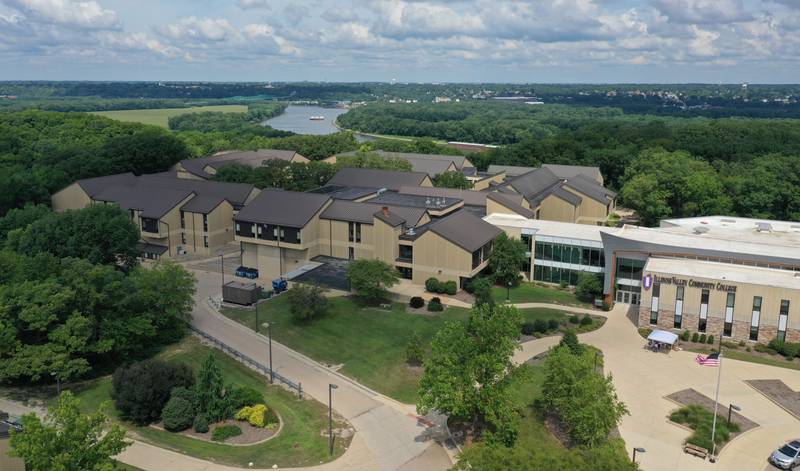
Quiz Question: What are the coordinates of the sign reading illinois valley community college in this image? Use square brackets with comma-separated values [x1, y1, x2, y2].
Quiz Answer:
[648, 274, 737, 293]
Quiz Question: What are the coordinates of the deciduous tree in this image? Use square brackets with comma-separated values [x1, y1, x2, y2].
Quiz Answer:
[346, 259, 399, 304]
[489, 233, 527, 287]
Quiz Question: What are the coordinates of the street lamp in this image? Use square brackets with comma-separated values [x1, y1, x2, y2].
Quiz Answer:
[506, 281, 512, 302]
[262, 322, 273, 384]
[632, 447, 645, 463]
[221, 253, 225, 287]
[328, 384, 338, 456]
[51, 371, 61, 396]
[727, 403, 741, 427]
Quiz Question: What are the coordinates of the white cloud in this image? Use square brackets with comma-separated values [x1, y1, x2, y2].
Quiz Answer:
[3, 0, 120, 29]
[236, 0, 270, 9]
[650, 0, 752, 24]
[157, 16, 234, 42]
[687, 24, 720, 56]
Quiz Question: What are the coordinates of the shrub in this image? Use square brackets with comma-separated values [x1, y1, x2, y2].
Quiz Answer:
[195, 353, 231, 423]
[212, 424, 242, 442]
[738, 340, 746, 347]
[699, 334, 707, 343]
[347, 259, 399, 303]
[575, 273, 603, 302]
[691, 332, 699, 342]
[227, 386, 263, 410]
[427, 300, 444, 312]
[425, 277, 441, 293]
[670, 404, 739, 451]
[754, 343, 774, 354]
[112, 359, 195, 426]
[521, 322, 536, 336]
[680, 330, 690, 341]
[707, 335, 714, 344]
[162, 396, 195, 432]
[746, 346, 751, 352]
[287, 283, 329, 321]
[444, 280, 457, 295]
[569, 314, 580, 325]
[559, 281, 569, 290]
[249, 404, 268, 427]
[409, 296, 425, 308]
[471, 277, 494, 307]
[547, 319, 560, 331]
[580, 315, 593, 326]
[559, 330, 583, 355]
[193, 414, 209, 433]
[406, 331, 424, 365]
[169, 386, 196, 405]
[533, 319, 549, 334]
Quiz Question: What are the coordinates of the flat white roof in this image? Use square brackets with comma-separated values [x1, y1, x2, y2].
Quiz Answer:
[659, 215, 800, 249]
[611, 223, 800, 262]
[482, 214, 619, 242]
[645, 257, 800, 290]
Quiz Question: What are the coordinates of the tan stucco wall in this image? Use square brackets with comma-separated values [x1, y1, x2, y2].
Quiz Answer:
[410, 231, 473, 285]
[51, 183, 92, 212]
[180, 201, 235, 255]
[373, 218, 400, 264]
[420, 176, 434, 187]
[486, 198, 530, 218]
[562, 186, 611, 225]
[537, 195, 577, 223]
[318, 219, 375, 260]
[472, 173, 506, 191]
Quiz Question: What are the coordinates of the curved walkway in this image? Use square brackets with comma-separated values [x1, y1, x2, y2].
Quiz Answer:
[131, 268, 451, 471]
[515, 303, 800, 471]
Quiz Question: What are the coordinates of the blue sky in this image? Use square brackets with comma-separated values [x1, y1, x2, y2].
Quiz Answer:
[1, 0, 799, 83]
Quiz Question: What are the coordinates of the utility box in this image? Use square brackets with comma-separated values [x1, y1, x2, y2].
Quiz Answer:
[222, 281, 262, 306]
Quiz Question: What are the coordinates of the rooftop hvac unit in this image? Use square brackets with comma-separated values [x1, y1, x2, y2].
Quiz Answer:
[376, 188, 387, 195]
[406, 227, 416, 236]
[693, 226, 710, 234]
[756, 222, 773, 232]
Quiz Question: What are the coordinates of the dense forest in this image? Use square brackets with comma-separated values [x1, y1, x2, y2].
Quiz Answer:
[4, 81, 800, 118]
[341, 102, 800, 224]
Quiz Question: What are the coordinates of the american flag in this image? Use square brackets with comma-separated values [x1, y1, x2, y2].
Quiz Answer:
[696, 353, 720, 367]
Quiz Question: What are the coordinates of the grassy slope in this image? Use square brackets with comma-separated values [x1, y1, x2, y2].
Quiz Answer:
[222, 296, 576, 403]
[71, 336, 348, 468]
[492, 283, 592, 307]
[92, 105, 247, 128]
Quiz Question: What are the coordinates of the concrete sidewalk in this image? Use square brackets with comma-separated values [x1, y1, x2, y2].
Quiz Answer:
[515, 304, 800, 471]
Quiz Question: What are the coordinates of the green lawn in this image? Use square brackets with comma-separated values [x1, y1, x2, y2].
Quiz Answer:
[689, 346, 800, 371]
[92, 105, 247, 128]
[222, 296, 577, 403]
[69, 336, 349, 469]
[492, 282, 592, 307]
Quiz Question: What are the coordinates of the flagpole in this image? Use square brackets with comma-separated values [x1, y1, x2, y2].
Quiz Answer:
[710, 350, 723, 462]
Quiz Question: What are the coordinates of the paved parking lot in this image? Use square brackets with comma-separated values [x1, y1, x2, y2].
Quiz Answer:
[292, 255, 351, 292]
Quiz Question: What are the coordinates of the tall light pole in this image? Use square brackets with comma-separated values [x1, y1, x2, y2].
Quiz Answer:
[255, 301, 260, 333]
[328, 384, 338, 456]
[262, 322, 273, 384]
[727, 403, 741, 427]
[632, 447, 645, 463]
[506, 281, 512, 302]
[710, 351, 724, 462]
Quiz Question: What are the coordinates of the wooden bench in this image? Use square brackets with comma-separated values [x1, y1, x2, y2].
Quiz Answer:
[684, 443, 708, 459]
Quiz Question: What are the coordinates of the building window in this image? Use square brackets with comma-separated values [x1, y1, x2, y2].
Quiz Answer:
[616, 258, 645, 281]
[724, 293, 735, 337]
[777, 299, 790, 342]
[180, 211, 185, 229]
[203, 236, 208, 248]
[698, 289, 709, 332]
[181, 232, 186, 245]
[674, 286, 684, 329]
[348, 247, 354, 260]
[750, 296, 762, 341]
[203, 214, 208, 232]
[649, 283, 660, 325]
[521, 234, 532, 251]
[348, 222, 362, 243]
[398, 245, 413, 262]
[396, 266, 412, 279]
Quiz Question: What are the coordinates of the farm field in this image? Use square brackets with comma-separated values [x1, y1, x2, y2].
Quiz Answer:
[92, 105, 248, 127]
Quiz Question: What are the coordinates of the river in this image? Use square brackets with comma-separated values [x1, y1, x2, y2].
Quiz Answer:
[263, 105, 374, 141]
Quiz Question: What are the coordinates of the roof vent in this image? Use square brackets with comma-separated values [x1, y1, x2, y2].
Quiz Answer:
[720, 218, 736, 224]
[425, 198, 431, 205]
[376, 188, 387, 195]
[756, 222, 773, 232]
[693, 226, 710, 234]
[406, 227, 415, 236]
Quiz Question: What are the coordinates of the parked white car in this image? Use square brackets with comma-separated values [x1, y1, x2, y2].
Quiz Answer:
[770, 440, 800, 469]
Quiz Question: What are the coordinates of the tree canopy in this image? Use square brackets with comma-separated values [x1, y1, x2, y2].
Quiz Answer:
[432, 171, 472, 189]
[418, 304, 523, 444]
[489, 233, 528, 286]
[0, 253, 195, 384]
[10, 391, 129, 471]
[213, 160, 337, 191]
[346, 259, 399, 304]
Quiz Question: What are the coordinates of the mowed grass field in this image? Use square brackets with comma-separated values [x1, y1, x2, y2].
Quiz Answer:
[92, 105, 248, 128]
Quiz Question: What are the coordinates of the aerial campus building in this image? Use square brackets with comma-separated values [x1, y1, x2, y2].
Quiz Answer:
[486, 214, 800, 344]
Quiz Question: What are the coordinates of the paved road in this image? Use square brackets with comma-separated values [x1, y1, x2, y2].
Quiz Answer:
[180, 268, 452, 471]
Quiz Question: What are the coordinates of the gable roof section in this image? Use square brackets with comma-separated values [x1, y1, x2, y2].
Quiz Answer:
[486, 164, 537, 177]
[235, 189, 330, 228]
[542, 164, 603, 183]
[503, 167, 562, 199]
[179, 149, 304, 179]
[320, 200, 427, 226]
[137, 175, 255, 208]
[335, 150, 469, 175]
[328, 168, 429, 192]
[181, 195, 226, 213]
[428, 210, 502, 252]
[563, 174, 616, 204]
[75, 173, 137, 198]
[486, 192, 536, 218]
[94, 185, 194, 219]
